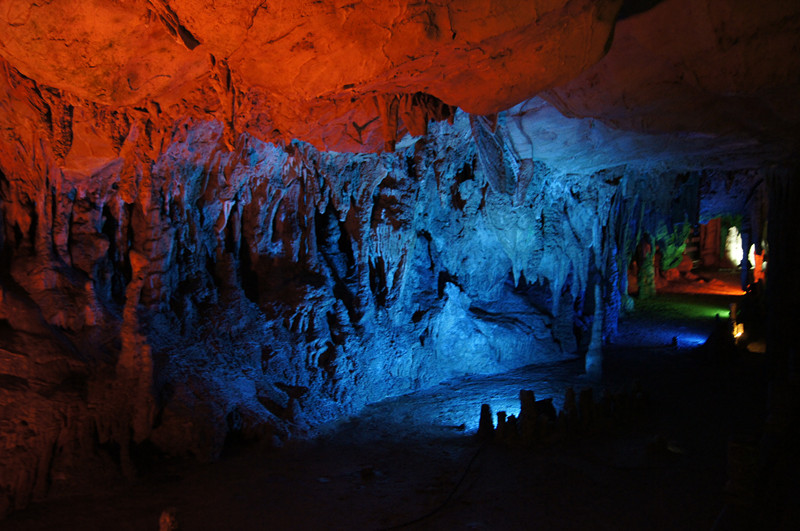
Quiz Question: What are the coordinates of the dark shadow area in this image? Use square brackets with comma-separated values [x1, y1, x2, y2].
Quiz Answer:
[618, 0, 668, 20]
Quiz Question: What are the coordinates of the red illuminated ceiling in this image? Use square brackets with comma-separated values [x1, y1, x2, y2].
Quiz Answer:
[0, 0, 620, 152]
[1, 1, 798, 164]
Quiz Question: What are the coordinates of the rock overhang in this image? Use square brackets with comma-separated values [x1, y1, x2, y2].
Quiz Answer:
[2, 0, 798, 170]
[0, 0, 622, 153]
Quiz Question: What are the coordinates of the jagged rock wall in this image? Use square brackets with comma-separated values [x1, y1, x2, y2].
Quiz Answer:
[0, 60, 703, 517]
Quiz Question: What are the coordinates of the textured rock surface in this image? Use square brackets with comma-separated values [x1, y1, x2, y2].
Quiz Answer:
[1, 0, 799, 520]
[542, 0, 800, 168]
[0, 0, 621, 152]
[0, 67, 709, 518]
[0, 53, 697, 514]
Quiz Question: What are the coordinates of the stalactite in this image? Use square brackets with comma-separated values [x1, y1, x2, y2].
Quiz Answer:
[210, 56, 237, 152]
[469, 114, 516, 195]
[375, 94, 399, 153]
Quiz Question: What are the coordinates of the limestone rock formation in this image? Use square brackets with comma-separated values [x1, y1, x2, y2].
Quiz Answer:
[0, 55, 708, 515]
[0, 0, 622, 152]
[1, 0, 798, 520]
[542, 0, 800, 169]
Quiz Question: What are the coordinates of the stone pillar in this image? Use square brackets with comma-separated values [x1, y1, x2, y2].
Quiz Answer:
[637, 235, 656, 299]
[739, 225, 753, 291]
[586, 282, 603, 379]
[700, 218, 722, 268]
[603, 249, 621, 340]
[765, 169, 799, 418]
[754, 168, 799, 526]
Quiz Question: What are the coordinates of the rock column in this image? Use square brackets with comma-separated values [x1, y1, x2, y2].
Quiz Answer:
[585, 282, 603, 379]
[637, 235, 656, 299]
[765, 168, 799, 423]
[758, 167, 799, 526]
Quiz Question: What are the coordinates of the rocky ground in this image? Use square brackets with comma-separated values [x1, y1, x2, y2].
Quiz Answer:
[3, 272, 779, 530]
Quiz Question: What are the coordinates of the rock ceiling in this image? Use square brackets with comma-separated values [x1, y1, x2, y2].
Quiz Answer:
[2, 0, 797, 165]
[0, 0, 620, 154]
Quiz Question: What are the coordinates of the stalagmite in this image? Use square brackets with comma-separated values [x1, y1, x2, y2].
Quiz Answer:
[477, 403, 494, 441]
[564, 387, 578, 432]
[579, 388, 595, 431]
[519, 390, 537, 444]
[495, 411, 508, 441]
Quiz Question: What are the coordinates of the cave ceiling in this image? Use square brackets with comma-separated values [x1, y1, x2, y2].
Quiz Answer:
[1, 0, 797, 168]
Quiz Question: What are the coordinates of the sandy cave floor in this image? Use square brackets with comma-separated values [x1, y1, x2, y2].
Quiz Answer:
[4, 272, 776, 530]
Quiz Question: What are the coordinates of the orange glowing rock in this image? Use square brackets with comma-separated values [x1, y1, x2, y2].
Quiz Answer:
[0, 0, 622, 152]
[753, 251, 765, 284]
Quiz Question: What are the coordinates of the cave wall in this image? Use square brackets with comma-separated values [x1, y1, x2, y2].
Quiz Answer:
[1, 58, 705, 515]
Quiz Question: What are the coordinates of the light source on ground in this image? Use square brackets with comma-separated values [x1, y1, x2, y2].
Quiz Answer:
[733, 322, 744, 341]
[675, 333, 710, 347]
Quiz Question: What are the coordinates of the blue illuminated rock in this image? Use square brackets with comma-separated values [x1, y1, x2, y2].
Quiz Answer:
[0, 66, 723, 513]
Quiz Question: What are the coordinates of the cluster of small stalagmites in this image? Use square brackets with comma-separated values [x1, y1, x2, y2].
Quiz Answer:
[477, 382, 648, 446]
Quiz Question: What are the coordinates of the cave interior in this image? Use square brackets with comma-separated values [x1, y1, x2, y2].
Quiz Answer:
[1, 0, 799, 529]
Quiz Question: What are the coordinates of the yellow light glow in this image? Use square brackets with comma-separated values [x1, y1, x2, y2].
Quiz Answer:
[733, 323, 744, 339]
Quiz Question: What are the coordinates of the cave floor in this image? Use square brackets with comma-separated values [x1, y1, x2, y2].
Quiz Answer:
[5, 272, 772, 530]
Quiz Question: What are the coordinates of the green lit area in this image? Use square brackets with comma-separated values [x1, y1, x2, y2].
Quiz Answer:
[635, 294, 737, 321]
